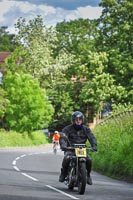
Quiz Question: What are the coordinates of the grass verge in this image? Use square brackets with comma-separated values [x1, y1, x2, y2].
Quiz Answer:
[91, 113, 133, 183]
[0, 129, 48, 147]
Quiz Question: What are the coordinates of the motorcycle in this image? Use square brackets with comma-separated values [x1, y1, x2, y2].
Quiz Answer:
[64, 144, 93, 195]
[53, 141, 59, 154]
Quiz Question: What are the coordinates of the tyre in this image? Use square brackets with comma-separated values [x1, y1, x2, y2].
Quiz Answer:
[68, 167, 75, 190]
[53, 148, 57, 154]
[78, 162, 87, 194]
[53, 143, 57, 154]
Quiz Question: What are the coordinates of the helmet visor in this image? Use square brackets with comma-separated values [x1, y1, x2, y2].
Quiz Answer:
[75, 116, 83, 121]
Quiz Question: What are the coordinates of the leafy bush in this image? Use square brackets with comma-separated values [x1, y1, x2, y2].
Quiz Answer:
[28, 131, 48, 145]
[3, 72, 54, 133]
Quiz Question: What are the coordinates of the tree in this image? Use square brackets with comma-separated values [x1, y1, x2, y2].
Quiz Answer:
[56, 18, 97, 54]
[0, 26, 16, 52]
[78, 51, 128, 120]
[55, 19, 100, 118]
[80, 72, 128, 116]
[5, 16, 75, 127]
[96, 0, 133, 102]
[55, 19, 98, 76]
[55, 18, 131, 122]
[3, 72, 54, 133]
[48, 81, 75, 129]
[8, 15, 72, 85]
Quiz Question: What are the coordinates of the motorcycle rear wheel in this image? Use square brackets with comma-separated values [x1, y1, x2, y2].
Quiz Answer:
[78, 162, 87, 194]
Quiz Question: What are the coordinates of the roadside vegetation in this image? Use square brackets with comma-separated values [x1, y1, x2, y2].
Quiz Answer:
[0, 129, 48, 147]
[91, 113, 133, 183]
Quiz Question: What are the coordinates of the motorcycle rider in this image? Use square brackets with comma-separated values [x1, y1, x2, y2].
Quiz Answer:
[52, 130, 60, 150]
[59, 111, 97, 185]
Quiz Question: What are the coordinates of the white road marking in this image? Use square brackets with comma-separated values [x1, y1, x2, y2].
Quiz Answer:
[12, 160, 16, 165]
[16, 157, 20, 160]
[13, 166, 20, 171]
[21, 172, 39, 181]
[20, 154, 26, 158]
[46, 185, 79, 200]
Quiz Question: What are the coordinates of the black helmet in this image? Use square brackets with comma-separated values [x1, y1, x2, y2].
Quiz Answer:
[71, 111, 84, 123]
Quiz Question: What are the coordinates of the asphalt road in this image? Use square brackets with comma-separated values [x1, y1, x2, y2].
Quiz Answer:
[0, 144, 132, 200]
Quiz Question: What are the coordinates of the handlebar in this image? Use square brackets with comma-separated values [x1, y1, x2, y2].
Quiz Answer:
[63, 145, 95, 152]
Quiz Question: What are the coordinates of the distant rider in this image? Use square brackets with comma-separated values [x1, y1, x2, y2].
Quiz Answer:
[59, 111, 97, 185]
[52, 130, 60, 150]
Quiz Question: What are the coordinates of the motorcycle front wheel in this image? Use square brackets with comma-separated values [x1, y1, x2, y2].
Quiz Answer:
[53, 148, 57, 154]
[68, 167, 75, 190]
[78, 162, 87, 194]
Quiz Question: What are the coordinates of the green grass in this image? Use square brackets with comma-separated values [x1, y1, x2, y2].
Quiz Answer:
[0, 129, 48, 147]
[91, 113, 133, 182]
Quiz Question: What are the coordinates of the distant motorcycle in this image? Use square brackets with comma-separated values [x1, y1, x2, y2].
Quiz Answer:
[64, 144, 93, 195]
[53, 141, 59, 154]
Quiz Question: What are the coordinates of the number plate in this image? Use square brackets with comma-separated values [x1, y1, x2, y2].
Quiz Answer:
[75, 148, 86, 157]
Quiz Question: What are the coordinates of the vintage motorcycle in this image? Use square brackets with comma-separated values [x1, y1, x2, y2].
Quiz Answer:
[64, 144, 93, 195]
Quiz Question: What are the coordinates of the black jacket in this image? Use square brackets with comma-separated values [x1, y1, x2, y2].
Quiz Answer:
[59, 124, 97, 149]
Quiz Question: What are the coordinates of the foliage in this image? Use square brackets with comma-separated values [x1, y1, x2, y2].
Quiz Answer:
[55, 18, 97, 56]
[79, 51, 128, 116]
[2, 9, 133, 127]
[6, 16, 72, 85]
[80, 72, 128, 114]
[3, 72, 54, 133]
[55, 19, 98, 83]
[96, 0, 133, 102]
[55, 16, 132, 121]
[111, 102, 133, 115]
[92, 112, 133, 182]
[0, 129, 48, 147]
[48, 83, 75, 130]
[0, 87, 9, 118]
[0, 26, 16, 52]
[5, 16, 75, 127]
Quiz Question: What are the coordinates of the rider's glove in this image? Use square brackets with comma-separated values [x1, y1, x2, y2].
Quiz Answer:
[92, 146, 97, 152]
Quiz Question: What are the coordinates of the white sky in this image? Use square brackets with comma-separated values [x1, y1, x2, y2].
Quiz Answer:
[0, 0, 103, 34]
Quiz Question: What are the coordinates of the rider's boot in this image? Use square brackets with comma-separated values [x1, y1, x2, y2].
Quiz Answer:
[86, 157, 92, 185]
[59, 168, 67, 182]
[87, 174, 92, 185]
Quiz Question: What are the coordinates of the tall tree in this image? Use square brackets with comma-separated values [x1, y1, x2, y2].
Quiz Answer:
[5, 16, 75, 128]
[55, 18, 98, 76]
[96, 0, 133, 102]
[6, 16, 73, 87]
[55, 18, 129, 120]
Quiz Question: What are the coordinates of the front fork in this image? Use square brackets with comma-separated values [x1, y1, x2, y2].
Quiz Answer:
[64, 156, 76, 185]
[76, 158, 86, 182]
